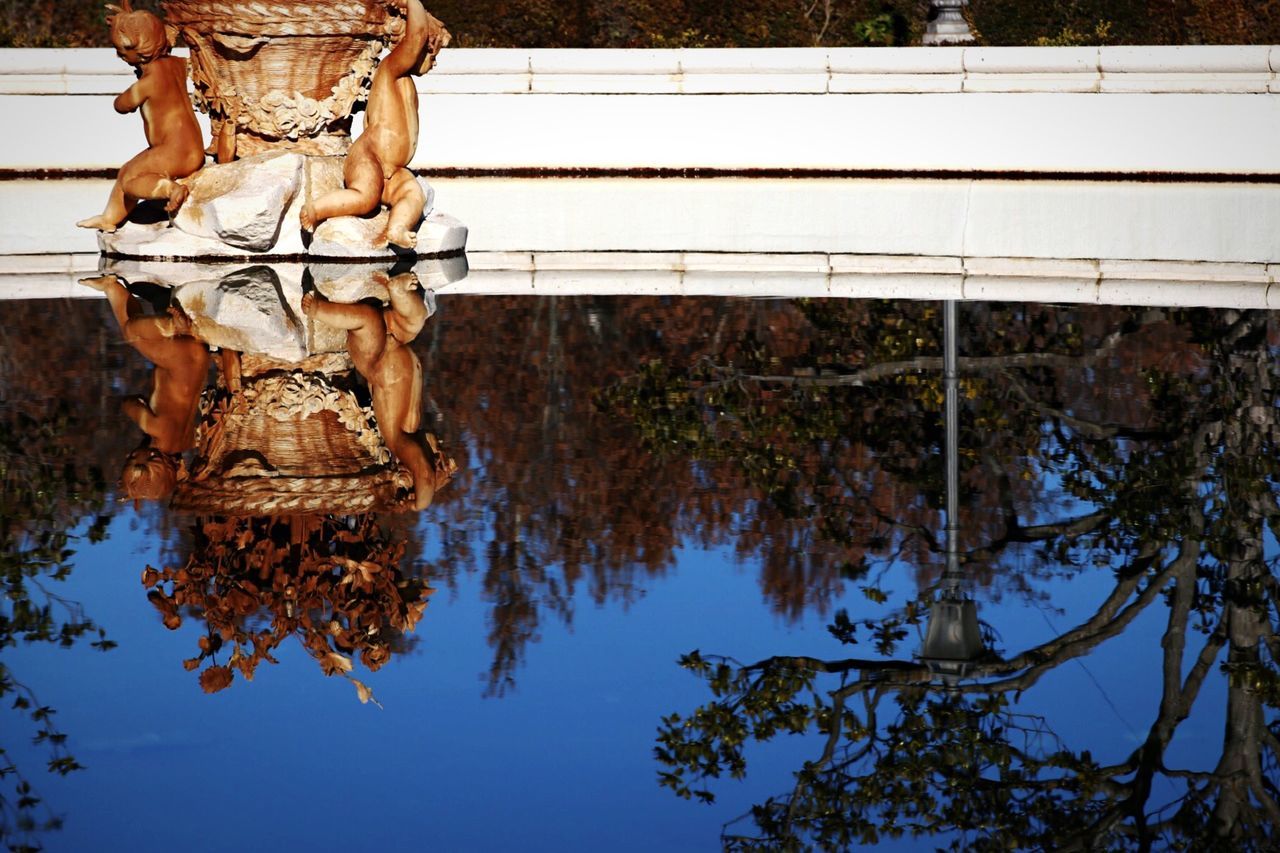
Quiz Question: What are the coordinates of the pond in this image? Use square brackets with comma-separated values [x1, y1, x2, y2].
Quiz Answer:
[2, 183, 1279, 851]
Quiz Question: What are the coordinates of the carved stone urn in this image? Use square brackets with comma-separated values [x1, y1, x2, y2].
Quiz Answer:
[162, 0, 406, 157]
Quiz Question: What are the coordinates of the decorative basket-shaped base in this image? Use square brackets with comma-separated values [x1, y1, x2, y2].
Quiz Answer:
[173, 353, 413, 515]
[163, 1, 402, 155]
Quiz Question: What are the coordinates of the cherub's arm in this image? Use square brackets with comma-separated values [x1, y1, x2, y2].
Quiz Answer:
[380, 0, 432, 79]
[122, 396, 159, 435]
[113, 78, 148, 114]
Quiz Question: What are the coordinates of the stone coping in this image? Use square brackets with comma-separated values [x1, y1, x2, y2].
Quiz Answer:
[5, 251, 1277, 309]
[2, 46, 1278, 95]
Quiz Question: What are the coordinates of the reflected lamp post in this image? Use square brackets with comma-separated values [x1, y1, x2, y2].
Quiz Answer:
[919, 301, 985, 682]
[923, 0, 976, 46]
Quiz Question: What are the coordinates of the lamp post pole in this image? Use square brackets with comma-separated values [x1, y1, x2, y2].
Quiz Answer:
[924, 0, 976, 46]
[944, 299, 961, 595]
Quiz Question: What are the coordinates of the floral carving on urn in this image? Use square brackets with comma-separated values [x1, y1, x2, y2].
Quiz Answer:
[162, 1, 408, 158]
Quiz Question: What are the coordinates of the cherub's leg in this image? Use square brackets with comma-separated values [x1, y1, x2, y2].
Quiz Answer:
[300, 145, 384, 232]
[300, 291, 385, 356]
[80, 274, 138, 328]
[77, 150, 174, 232]
[384, 273, 429, 343]
[383, 168, 426, 250]
[371, 349, 448, 510]
[81, 274, 190, 364]
[76, 176, 133, 233]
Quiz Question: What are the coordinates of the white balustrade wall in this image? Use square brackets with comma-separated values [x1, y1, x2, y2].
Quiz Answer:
[1, 46, 1279, 173]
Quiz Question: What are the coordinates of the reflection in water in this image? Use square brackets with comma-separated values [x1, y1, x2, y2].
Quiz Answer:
[89, 264, 457, 697]
[5, 288, 1280, 848]
[142, 514, 432, 700]
[653, 306, 1280, 849]
[82, 275, 208, 503]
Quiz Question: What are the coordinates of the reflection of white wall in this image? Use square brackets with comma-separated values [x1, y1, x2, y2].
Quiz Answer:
[9, 177, 1280, 262]
[2, 46, 1280, 173]
[6, 177, 1280, 262]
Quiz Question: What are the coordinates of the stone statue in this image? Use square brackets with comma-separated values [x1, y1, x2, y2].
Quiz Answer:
[300, 0, 450, 250]
[82, 275, 211, 503]
[77, 1, 206, 233]
[301, 272, 456, 509]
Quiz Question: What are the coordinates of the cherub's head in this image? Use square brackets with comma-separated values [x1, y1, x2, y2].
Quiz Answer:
[121, 446, 180, 503]
[106, 1, 170, 66]
[415, 12, 451, 76]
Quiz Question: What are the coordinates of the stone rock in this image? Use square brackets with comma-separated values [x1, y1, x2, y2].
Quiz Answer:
[174, 266, 309, 362]
[174, 152, 305, 252]
[103, 256, 467, 361]
[305, 157, 455, 258]
[98, 153, 466, 261]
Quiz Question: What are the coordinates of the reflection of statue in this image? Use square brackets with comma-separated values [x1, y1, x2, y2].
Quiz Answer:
[77, 1, 205, 233]
[83, 274, 209, 502]
[302, 272, 457, 508]
[300, 0, 450, 249]
[143, 514, 433, 701]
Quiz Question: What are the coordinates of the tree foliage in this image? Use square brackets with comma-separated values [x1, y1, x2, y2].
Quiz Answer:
[12, 0, 1280, 48]
[652, 307, 1280, 849]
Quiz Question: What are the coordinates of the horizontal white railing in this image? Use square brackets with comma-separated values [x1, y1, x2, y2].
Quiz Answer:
[3, 46, 1280, 174]
[3, 250, 1277, 309]
[3, 46, 1280, 95]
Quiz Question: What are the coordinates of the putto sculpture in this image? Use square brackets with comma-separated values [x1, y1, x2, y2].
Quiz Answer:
[83, 0, 467, 261]
[77, 1, 206, 233]
[301, 0, 450, 250]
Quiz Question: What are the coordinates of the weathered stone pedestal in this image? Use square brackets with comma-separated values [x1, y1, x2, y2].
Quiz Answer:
[100, 152, 468, 262]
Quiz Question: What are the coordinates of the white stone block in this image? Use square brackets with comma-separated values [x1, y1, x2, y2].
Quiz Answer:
[964, 47, 1098, 74]
[828, 273, 964, 301]
[679, 48, 828, 75]
[433, 49, 531, 75]
[1099, 259, 1268, 282]
[964, 73, 1098, 93]
[680, 73, 828, 94]
[529, 49, 680, 75]
[438, 270, 534, 294]
[680, 270, 827, 297]
[468, 251, 536, 271]
[420, 74, 529, 95]
[830, 254, 963, 275]
[965, 257, 1099, 279]
[682, 252, 828, 273]
[533, 251, 682, 271]
[532, 74, 681, 95]
[1101, 73, 1270, 94]
[64, 74, 136, 95]
[532, 268, 673, 295]
[0, 75, 67, 95]
[828, 47, 963, 75]
[1100, 45, 1271, 74]
[963, 276, 1098, 304]
[1098, 279, 1269, 309]
[829, 73, 963, 93]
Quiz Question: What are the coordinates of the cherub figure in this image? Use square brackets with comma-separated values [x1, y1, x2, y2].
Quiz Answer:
[299, 0, 450, 250]
[82, 275, 210, 503]
[301, 274, 457, 509]
[77, 1, 205, 233]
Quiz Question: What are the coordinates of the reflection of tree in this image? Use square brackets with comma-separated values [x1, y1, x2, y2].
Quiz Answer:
[655, 309, 1280, 849]
[0, 404, 116, 849]
[142, 515, 433, 705]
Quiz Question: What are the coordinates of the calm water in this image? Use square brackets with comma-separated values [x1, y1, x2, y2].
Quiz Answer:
[2, 284, 1279, 851]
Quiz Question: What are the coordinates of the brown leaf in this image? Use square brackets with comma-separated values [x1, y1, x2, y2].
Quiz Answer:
[182, 657, 201, 672]
[199, 665, 234, 694]
[320, 652, 353, 677]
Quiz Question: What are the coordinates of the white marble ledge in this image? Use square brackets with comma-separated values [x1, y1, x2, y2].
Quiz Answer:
[3, 47, 1279, 96]
[8, 251, 1278, 309]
